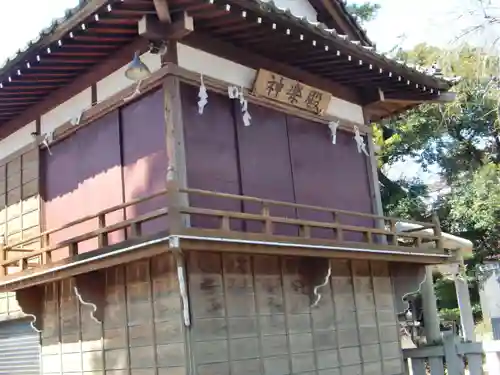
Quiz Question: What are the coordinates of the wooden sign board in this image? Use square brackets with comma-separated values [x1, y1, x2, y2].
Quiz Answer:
[252, 69, 331, 115]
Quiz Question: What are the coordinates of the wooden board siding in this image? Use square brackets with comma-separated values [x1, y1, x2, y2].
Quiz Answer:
[188, 253, 403, 375]
[234, 102, 297, 236]
[44, 111, 124, 260]
[181, 84, 243, 230]
[40, 253, 185, 375]
[181, 82, 375, 240]
[38, 252, 403, 375]
[287, 116, 375, 241]
[121, 89, 168, 236]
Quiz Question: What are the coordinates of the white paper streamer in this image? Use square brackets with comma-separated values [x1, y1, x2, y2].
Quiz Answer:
[328, 120, 339, 144]
[197, 74, 208, 114]
[353, 125, 368, 156]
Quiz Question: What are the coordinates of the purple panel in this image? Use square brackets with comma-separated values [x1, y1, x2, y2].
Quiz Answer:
[181, 83, 242, 230]
[287, 116, 374, 242]
[235, 102, 297, 236]
[44, 111, 125, 260]
[121, 89, 168, 236]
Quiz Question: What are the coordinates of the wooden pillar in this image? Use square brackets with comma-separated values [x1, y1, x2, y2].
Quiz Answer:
[163, 41, 188, 232]
[363, 110, 387, 244]
[453, 259, 475, 341]
[421, 266, 442, 344]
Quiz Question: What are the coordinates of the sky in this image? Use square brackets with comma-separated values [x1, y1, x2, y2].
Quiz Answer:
[0, 0, 496, 182]
[358, 0, 498, 53]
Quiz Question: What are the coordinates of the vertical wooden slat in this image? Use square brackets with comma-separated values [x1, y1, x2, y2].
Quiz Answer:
[261, 203, 273, 234]
[0, 243, 5, 277]
[97, 214, 108, 247]
[42, 233, 51, 265]
[300, 225, 311, 238]
[221, 215, 230, 231]
[410, 358, 428, 375]
[68, 242, 78, 257]
[433, 214, 444, 250]
[389, 219, 398, 246]
[130, 222, 142, 238]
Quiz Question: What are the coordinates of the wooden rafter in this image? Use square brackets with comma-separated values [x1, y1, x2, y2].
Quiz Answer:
[153, 0, 172, 23]
[138, 12, 194, 41]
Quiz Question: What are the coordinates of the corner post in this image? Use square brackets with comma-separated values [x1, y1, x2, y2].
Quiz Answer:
[163, 41, 188, 233]
[363, 109, 386, 244]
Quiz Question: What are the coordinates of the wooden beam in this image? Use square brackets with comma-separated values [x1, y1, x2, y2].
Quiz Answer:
[138, 13, 193, 41]
[183, 32, 363, 105]
[153, 0, 172, 23]
[377, 88, 456, 104]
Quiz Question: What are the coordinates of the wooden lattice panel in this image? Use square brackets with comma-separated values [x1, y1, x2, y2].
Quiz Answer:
[0, 148, 40, 249]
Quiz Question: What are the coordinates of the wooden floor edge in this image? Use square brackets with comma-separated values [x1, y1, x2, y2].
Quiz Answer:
[0, 232, 452, 292]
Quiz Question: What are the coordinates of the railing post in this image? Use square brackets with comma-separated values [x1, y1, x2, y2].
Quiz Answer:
[261, 203, 272, 235]
[41, 233, 51, 265]
[442, 332, 465, 375]
[432, 214, 444, 250]
[97, 214, 108, 247]
[421, 266, 442, 345]
[0, 235, 5, 277]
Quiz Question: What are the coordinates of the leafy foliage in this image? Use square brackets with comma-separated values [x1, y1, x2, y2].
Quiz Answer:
[377, 44, 500, 312]
[345, 2, 380, 23]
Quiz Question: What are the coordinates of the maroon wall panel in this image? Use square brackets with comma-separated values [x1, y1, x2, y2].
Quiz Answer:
[181, 84, 242, 230]
[44, 111, 125, 260]
[287, 116, 374, 241]
[235, 102, 297, 235]
[121, 89, 168, 236]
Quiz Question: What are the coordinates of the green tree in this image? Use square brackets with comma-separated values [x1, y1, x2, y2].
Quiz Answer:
[346, 2, 380, 23]
[377, 44, 500, 318]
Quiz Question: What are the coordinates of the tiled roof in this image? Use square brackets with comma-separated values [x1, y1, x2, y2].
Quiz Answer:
[254, 0, 458, 89]
[0, 0, 90, 79]
[0, 0, 457, 90]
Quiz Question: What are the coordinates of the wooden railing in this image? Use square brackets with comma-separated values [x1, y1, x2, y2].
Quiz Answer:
[0, 188, 446, 277]
[403, 333, 500, 375]
[179, 188, 444, 249]
[0, 190, 169, 276]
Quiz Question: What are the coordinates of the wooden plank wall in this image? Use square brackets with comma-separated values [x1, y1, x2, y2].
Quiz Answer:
[0, 146, 40, 319]
[188, 253, 403, 375]
[40, 253, 186, 375]
[38, 252, 403, 375]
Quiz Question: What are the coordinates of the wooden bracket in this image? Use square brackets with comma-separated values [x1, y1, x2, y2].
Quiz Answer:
[16, 286, 44, 332]
[73, 271, 105, 323]
[297, 257, 332, 308]
[138, 12, 194, 41]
